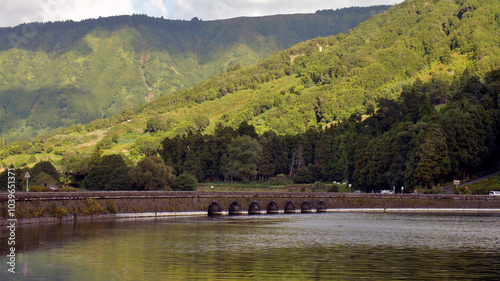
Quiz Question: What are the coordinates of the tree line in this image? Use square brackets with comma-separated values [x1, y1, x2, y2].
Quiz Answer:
[0, 147, 197, 192]
[160, 69, 500, 193]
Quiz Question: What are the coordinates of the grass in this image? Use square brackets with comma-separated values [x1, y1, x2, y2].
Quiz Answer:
[197, 181, 347, 193]
[459, 173, 500, 194]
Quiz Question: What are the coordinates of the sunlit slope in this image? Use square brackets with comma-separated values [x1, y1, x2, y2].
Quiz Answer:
[0, 7, 389, 141]
[138, 0, 500, 135]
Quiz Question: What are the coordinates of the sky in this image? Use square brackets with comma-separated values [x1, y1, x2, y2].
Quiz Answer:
[0, 0, 403, 28]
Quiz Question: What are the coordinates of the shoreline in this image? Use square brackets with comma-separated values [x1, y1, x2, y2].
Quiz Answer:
[3, 208, 500, 226]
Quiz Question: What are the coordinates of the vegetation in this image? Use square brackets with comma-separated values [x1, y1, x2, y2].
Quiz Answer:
[130, 155, 175, 190]
[82, 154, 133, 191]
[171, 173, 198, 191]
[0, 7, 389, 142]
[455, 173, 500, 195]
[135, 0, 500, 137]
[155, 70, 500, 192]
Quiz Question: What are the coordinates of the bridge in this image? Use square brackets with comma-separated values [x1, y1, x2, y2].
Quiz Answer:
[1, 191, 500, 224]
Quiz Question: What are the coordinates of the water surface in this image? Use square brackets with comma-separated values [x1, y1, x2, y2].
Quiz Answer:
[1, 213, 500, 280]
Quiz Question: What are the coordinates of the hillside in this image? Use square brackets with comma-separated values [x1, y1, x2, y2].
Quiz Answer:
[137, 0, 500, 135]
[0, 6, 390, 141]
[1, 0, 500, 188]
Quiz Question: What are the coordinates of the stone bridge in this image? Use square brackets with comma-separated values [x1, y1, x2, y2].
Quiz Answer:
[1, 191, 500, 224]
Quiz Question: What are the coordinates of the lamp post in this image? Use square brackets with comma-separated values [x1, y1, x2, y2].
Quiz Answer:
[25, 171, 30, 192]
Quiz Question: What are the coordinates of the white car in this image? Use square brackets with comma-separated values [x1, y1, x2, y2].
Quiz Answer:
[489, 191, 500, 196]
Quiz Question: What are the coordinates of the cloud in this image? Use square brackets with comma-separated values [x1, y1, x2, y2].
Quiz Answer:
[0, 0, 135, 27]
[0, 0, 401, 27]
[159, 0, 401, 21]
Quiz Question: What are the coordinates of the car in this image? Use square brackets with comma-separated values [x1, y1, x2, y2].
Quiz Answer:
[376, 190, 392, 194]
[48, 186, 58, 192]
[489, 191, 500, 196]
[354, 190, 362, 194]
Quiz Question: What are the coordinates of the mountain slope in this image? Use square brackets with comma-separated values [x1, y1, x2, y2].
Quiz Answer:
[0, 6, 390, 141]
[136, 0, 500, 135]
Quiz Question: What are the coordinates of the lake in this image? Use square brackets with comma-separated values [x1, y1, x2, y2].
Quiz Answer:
[1, 212, 500, 280]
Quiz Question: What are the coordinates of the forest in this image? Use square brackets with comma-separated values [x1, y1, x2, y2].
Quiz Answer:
[1, 68, 498, 193]
[158, 69, 500, 192]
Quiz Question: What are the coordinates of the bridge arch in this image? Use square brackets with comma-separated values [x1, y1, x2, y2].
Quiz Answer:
[284, 201, 296, 213]
[266, 201, 279, 214]
[208, 202, 222, 216]
[317, 200, 327, 212]
[248, 201, 261, 215]
[229, 201, 245, 215]
[301, 201, 313, 213]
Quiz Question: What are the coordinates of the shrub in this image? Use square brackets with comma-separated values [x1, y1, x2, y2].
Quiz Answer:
[28, 185, 51, 192]
[293, 164, 319, 183]
[106, 200, 118, 214]
[328, 184, 340, 192]
[312, 181, 325, 192]
[172, 173, 198, 191]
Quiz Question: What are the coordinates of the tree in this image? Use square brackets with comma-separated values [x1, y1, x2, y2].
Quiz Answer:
[145, 116, 170, 133]
[235, 121, 258, 138]
[193, 115, 210, 132]
[132, 136, 162, 156]
[30, 161, 61, 187]
[59, 152, 92, 184]
[130, 156, 175, 190]
[0, 165, 28, 191]
[224, 135, 262, 182]
[82, 154, 132, 190]
[401, 80, 435, 124]
[89, 145, 103, 167]
[171, 172, 197, 191]
[412, 123, 451, 188]
[30, 161, 59, 180]
[293, 164, 319, 183]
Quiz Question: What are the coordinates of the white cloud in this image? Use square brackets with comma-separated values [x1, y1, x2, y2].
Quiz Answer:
[0, 0, 135, 27]
[0, 0, 401, 27]
[159, 0, 402, 21]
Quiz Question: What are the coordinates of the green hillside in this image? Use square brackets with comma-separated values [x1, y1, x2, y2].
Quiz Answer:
[138, 0, 500, 135]
[0, 6, 390, 141]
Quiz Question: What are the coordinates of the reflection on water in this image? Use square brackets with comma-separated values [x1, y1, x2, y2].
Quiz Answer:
[1, 213, 500, 280]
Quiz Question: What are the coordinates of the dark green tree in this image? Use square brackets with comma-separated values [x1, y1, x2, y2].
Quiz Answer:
[225, 135, 262, 182]
[130, 155, 175, 190]
[171, 172, 197, 191]
[413, 123, 451, 188]
[30, 161, 60, 187]
[0, 165, 27, 191]
[59, 152, 92, 184]
[89, 145, 103, 168]
[82, 154, 132, 190]
[293, 164, 319, 184]
[235, 121, 258, 138]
